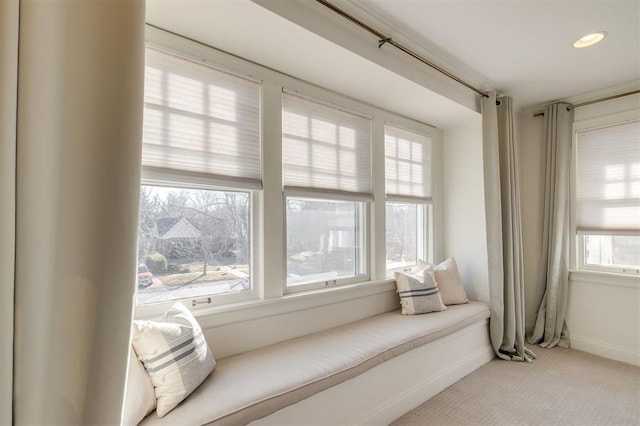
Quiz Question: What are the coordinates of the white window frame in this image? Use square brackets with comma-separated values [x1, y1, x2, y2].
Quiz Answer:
[576, 232, 640, 275]
[284, 196, 370, 293]
[571, 109, 640, 276]
[383, 122, 435, 275]
[134, 175, 261, 317]
[136, 37, 264, 315]
[281, 91, 373, 292]
[137, 25, 442, 318]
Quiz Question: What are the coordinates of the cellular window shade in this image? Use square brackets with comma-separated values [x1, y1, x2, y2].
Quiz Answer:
[576, 120, 640, 233]
[385, 124, 432, 202]
[142, 48, 262, 189]
[282, 93, 372, 200]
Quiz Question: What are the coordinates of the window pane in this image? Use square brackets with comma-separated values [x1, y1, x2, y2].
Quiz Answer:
[286, 198, 364, 286]
[584, 235, 640, 270]
[386, 202, 423, 269]
[136, 185, 251, 305]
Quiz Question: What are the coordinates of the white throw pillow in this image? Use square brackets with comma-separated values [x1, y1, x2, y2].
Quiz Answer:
[430, 257, 469, 305]
[122, 347, 156, 425]
[132, 302, 216, 417]
[394, 267, 447, 315]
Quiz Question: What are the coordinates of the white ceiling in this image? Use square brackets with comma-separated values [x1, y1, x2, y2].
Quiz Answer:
[354, 0, 640, 108]
[146, 0, 639, 127]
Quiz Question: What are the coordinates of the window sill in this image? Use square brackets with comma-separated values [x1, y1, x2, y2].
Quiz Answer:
[569, 269, 640, 289]
[196, 279, 396, 329]
[135, 279, 397, 328]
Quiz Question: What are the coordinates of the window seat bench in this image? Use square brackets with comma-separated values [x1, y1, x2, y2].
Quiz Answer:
[139, 301, 492, 426]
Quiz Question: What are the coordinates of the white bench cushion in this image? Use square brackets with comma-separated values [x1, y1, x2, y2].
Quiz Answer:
[139, 301, 490, 426]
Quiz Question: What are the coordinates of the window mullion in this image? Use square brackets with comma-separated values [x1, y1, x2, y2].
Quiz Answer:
[260, 82, 285, 299]
[431, 130, 443, 263]
[372, 117, 387, 280]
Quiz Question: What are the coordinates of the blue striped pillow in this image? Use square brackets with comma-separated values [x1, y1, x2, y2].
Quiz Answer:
[394, 268, 447, 315]
[132, 302, 216, 417]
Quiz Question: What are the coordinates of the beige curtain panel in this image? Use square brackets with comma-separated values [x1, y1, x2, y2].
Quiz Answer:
[528, 103, 573, 349]
[11, 1, 146, 424]
[0, 1, 19, 424]
[482, 92, 535, 362]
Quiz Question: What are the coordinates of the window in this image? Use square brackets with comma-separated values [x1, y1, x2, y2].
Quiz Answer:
[575, 120, 640, 274]
[137, 30, 442, 311]
[582, 235, 640, 271]
[282, 92, 372, 289]
[384, 124, 432, 270]
[137, 47, 261, 306]
[286, 198, 365, 286]
[136, 186, 251, 305]
[386, 202, 428, 270]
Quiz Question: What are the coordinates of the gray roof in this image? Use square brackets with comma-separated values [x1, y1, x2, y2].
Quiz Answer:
[157, 217, 201, 240]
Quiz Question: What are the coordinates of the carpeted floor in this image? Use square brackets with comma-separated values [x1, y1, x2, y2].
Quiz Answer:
[391, 346, 640, 425]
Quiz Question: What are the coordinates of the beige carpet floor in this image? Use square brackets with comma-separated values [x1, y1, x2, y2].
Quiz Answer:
[391, 346, 640, 425]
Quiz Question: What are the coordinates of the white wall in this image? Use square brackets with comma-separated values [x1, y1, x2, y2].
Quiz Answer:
[251, 0, 480, 116]
[573, 91, 640, 122]
[518, 92, 640, 365]
[442, 114, 490, 303]
[567, 272, 640, 366]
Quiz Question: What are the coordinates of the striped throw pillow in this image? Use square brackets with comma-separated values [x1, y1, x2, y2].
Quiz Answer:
[132, 302, 216, 417]
[394, 268, 447, 315]
[122, 347, 156, 425]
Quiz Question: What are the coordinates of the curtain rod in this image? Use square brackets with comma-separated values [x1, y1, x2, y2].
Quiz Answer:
[315, 0, 489, 98]
[533, 89, 640, 117]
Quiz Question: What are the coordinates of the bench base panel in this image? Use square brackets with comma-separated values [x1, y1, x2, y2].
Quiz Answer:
[252, 318, 493, 425]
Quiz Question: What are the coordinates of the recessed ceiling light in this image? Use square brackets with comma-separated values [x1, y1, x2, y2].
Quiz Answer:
[573, 32, 607, 48]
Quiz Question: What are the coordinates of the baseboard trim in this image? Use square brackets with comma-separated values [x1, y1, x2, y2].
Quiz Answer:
[571, 335, 640, 367]
[357, 344, 495, 425]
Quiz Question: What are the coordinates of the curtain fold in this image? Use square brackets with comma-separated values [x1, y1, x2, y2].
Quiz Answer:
[13, 1, 146, 424]
[482, 92, 535, 362]
[527, 103, 573, 348]
[0, 1, 19, 424]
